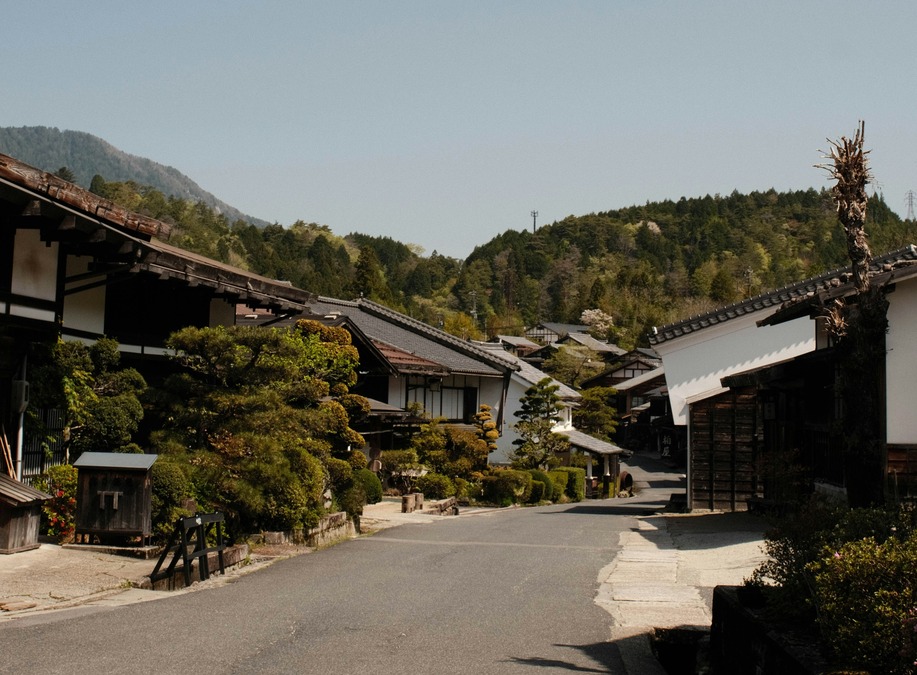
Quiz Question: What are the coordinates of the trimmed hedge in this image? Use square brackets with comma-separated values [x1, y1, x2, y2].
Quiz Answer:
[529, 480, 545, 503]
[528, 469, 554, 501]
[482, 470, 533, 506]
[416, 472, 456, 499]
[554, 466, 586, 502]
[548, 470, 569, 502]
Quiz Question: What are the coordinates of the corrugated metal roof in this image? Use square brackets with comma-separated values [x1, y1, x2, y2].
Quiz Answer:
[0, 474, 51, 506]
[73, 452, 158, 471]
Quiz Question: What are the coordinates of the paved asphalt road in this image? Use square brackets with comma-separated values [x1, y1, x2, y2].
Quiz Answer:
[0, 500, 645, 675]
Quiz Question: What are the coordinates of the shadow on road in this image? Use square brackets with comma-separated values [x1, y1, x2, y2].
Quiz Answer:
[506, 639, 625, 673]
[539, 503, 670, 517]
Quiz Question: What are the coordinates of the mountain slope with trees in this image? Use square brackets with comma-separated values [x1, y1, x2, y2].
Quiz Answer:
[0, 126, 266, 227]
[5, 127, 914, 347]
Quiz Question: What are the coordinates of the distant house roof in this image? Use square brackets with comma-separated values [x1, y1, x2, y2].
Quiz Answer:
[649, 246, 917, 345]
[527, 322, 590, 340]
[579, 354, 662, 389]
[559, 332, 627, 356]
[475, 342, 580, 400]
[0, 474, 51, 507]
[558, 428, 625, 456]
[494, 335, 540, 350]
[613, 366, 667, 394]
[307, 297, 513, 378]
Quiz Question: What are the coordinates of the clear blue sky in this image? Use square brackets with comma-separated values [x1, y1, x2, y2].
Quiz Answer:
[3, 2, 916, 259]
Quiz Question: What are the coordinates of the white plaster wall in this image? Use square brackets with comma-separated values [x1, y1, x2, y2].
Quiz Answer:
[487, 374, 574, 465]
[886, 279, 917, 444]
[656, 312, 815, 425]
[11, 229, 58, 322]
[490, 376, 526, 465]
[62, 255, 105, 335]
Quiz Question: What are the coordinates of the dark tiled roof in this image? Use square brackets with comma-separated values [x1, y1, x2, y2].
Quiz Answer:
[649, 246, 917, 345]
[0, 152, 314, 312]
[308, 297, 512, 377]
[0, 152, 170, 239]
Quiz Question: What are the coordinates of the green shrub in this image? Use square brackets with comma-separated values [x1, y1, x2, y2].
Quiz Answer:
[529, 469, 554, 501]
[340, 483, 367, 518]
[555, 466, 586, 502]
[810, 532, 917, 674]
[151, 460, 193, 540]
[529, 480, 545, 503]
[354, 468, 383, 504]
[747, 497, 916, 623]
[325, 456, 353, 492]
[416, 472, 455, 499]
[35, 464, 77, 543]
[346, 450, 369, 471]
[548, 470, 569, 503]
[482, 470, 532, 506]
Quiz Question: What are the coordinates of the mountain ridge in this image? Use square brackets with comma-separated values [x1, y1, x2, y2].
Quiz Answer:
[0, 126, 267, 228]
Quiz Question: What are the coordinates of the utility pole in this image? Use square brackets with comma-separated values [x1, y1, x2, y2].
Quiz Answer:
[531, 210, 538, 233]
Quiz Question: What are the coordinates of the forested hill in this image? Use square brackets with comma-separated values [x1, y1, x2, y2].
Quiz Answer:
[0, 126, 266, 227]
[83, 174, 913, 349]
[453, 188, 914, 344]
[2, 129, 912, 347]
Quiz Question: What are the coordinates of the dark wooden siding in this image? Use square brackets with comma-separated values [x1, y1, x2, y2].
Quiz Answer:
[887, 444, 917, 501]
[690, 387, 761, 511]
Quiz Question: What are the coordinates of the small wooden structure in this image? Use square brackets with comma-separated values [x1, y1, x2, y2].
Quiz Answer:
[73, 452, 157, 546]
[0, 473, 51, 554]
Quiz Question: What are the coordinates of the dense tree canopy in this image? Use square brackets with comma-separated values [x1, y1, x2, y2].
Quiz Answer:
[82, 173, 916, 347]
[146, 323, 366, 536]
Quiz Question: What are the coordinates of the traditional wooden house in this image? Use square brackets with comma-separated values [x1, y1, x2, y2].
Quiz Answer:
[649, 270, 827, 510]
[239, 297, 517, 465]
[524, 322, 589, 345]
[651, 246, 917, 511]
[475, 342, 624, 493]
[0, 153, 316, 481]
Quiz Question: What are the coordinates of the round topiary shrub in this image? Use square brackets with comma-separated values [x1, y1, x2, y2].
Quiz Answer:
[150, 460, 192, 541]
[354, 468, 383, 504]
[416, 472, 455, 499]
[325, 456, 353, 492]
[347, 450, 369, 471]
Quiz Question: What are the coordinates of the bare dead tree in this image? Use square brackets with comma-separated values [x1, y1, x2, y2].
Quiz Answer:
[819, 122, 888, 507]
[819, 120, 873, 294]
